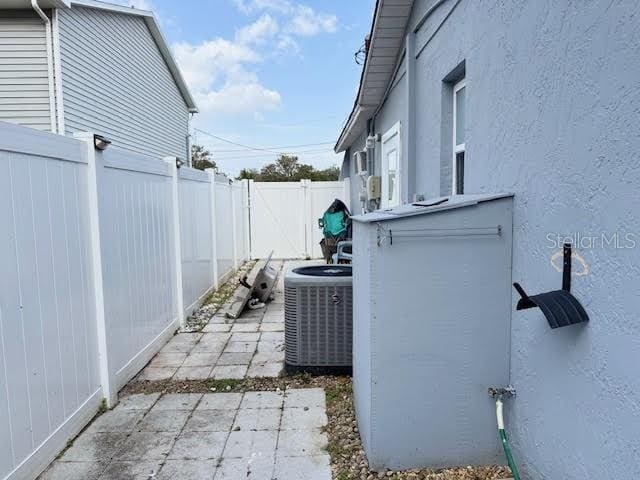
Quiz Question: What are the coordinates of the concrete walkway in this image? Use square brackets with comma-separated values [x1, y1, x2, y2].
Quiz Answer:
[40, 260, 332, 480]
[137, 260, 290, 382]
[42, 389, 331, 480]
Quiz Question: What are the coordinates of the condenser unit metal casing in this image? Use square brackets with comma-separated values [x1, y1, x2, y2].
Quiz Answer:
[284, 265, 353, 373]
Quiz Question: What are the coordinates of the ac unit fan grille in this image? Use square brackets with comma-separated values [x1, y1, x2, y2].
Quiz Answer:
[285, 284, 353, 367]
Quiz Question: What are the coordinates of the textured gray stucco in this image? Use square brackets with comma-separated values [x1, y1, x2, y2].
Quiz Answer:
[341, 0, 640, 477]
[345, 127, 368, 215]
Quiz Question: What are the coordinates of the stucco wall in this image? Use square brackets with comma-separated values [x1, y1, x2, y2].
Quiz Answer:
[342, 0, 640, 477]
[373, 60, 408, 188]
[344, 127, 368, 215]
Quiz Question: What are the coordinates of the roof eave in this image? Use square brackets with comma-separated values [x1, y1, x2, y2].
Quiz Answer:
[0, 0, 70, 8]
[334, 0, 413, 153]
[143, 16, 198, 113]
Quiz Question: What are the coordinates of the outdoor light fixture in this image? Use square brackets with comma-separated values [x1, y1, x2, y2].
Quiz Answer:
[93, 134, 111, 151]
[176, 158, 185, 169]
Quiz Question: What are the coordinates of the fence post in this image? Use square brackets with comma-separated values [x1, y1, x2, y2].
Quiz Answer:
[343, 177, 351, 210]
[241, 179, 251, 262]
[165, 157, 185, 326]
[74, 132, 116, 407]
[300, 179, 312, 258]
[230, 181, 239, 270]
[206, 169, 219, 289]
[248, 179, 254, 259]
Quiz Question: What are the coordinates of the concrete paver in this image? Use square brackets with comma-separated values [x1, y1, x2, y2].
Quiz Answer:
[41, 262, 332, 480]
[184, 410, 236, 432]
[211, 365, 248, 379]
[134, 261, 292, 381]
[157, 460, 217, 480]
[42, 388, 330, 480]
[197, 393, 242, 410]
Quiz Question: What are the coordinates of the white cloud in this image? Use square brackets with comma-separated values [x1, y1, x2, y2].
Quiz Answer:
[170, 0, 337, 119]
[233, 0, 292, 15]
[114, 0, 154, 10]
[233, 0, 338, 37]
[236, 14, 279, 45]
[198, 83, 281, 115]
[173, 39, 259, 92]
[287, 5, 337, 36]
[173, 36, 281, 117]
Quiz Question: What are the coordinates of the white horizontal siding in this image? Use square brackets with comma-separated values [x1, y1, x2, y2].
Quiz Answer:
[57, 7, 189, 159]
[0, 11, 52, 131]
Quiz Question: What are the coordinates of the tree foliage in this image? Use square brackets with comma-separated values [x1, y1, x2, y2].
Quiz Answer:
[191, 144, 217, 171]
[237, 155, 339, 182]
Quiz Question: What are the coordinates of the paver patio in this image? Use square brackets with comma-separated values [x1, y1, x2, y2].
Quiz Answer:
[136, 260, 294, 382]
[41, 388, 331, 480]
[40, 260, 333, 480]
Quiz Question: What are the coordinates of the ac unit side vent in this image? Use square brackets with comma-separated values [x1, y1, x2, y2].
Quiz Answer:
[284, 283, 353, 367]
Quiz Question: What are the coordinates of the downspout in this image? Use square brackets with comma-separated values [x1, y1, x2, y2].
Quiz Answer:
[51, 8, 65, 134]
[31, 0, 58, 133]
[186, 113, 193, 167]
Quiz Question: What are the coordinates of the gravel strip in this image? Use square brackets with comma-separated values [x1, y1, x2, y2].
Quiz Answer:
[179, 261, 257, 333]
[122, 375, 511, 480]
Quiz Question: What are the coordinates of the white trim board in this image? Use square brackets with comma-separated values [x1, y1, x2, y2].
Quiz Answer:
[381, 121, 402, 208]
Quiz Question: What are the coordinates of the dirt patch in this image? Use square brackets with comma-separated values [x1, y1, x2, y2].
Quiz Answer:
[180, 260, 257, 332]
[122, 375, 511, 480]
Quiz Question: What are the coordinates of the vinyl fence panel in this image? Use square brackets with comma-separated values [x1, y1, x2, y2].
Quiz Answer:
[179, 166, 214, 315]
[0, 123, 101, 480]
[249, 180, 350, 259]
[0, 121, 252, 480]
[98, 146, 178, 390]
[214, 178, 235, 281]
[250, 181, 307, 259]
[233, 180, 250, 264]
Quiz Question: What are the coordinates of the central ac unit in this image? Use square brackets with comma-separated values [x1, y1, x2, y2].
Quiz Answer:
[284, 265, 353, 374]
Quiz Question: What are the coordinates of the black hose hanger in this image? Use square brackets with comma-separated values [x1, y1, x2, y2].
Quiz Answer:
[513, 243, 589, 329]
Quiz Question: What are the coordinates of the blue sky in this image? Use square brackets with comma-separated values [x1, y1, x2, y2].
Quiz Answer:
[122, 0, 374, 177]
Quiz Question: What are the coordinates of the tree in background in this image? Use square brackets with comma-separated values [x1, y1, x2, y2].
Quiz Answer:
[237, 155, 339, 182]
[191, 144, 217, 171]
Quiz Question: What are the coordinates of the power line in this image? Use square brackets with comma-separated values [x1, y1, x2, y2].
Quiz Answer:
[208, 142, 335, 153]
[214, 149, 337, 161]
[194, 128, 335, 154]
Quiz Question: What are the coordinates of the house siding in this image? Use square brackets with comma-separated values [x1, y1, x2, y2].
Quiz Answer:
[343, 0, 640, 477]
[57, 7, 189, 159]
[0, 10, 52, 131]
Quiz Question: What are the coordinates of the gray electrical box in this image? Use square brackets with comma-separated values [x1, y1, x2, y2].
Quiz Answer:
[351, 194, 514, 471]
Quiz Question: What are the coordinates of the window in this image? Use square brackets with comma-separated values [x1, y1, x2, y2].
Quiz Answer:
[381, 122, 402, 208]
[452, 79, 466, 194]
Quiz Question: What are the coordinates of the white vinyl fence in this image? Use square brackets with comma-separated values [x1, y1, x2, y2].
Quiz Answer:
[0, 122, 248, 480]
[249, 179, 351, 258]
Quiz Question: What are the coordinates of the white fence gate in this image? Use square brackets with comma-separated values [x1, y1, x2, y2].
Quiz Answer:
[249, 179, 350, 259]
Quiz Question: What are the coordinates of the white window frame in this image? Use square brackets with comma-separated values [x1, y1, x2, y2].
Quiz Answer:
[381, 121, 402, 208]
[452, 79, 466, 194]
